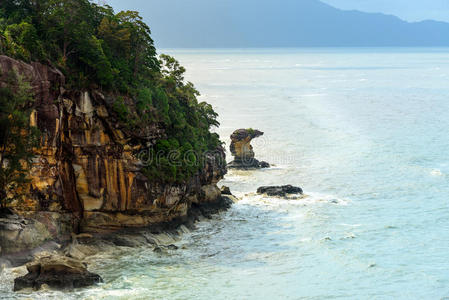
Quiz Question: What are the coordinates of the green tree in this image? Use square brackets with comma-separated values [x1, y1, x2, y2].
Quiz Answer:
[41, 0, 94, 66]
[116, 11, 158, 78]
[3, 21, 44, 61]
[0, 73, 39, 209]
[0, 1, 222, 184]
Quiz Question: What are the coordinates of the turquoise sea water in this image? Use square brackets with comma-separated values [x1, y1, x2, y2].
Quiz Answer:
[2, 48, 449, 299]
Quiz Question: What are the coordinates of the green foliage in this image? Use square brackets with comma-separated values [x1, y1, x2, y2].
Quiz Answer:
[112, 96, 129, 123]
[3, 21, 45, 61]
[0, 73, 39, 208]
[0, 1, 221, 184]
[0, 0, 157, 91]
[141, 55, 221, 182]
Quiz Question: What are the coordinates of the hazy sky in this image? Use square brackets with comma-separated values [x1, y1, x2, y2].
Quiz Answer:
[107, 0, 449, 23]
[106, 0, 449, 48]
[321, 0, 449, 22]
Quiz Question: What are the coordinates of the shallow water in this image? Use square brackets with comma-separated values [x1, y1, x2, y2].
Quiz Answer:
[3, 48, 449, 299]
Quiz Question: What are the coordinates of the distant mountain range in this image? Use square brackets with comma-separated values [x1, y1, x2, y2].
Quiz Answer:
[112, 0, 449, 47]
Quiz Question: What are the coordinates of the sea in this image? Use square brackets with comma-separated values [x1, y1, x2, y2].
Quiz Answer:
[2, 48, 449, 299]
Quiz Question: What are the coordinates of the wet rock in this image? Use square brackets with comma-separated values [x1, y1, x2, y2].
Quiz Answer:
[153, 246, 163, 254]
[0, 258, 12, 272]
[64, 242, 97, 261]
[14, 255, 102, 291]
[222, 194, 239, 204]
[259, 161, 270, 168]
[167, 244, 178, 250]
[220, 186, 232, 195]
[228, 159, 269, 169]
[256, 185, 303, 197]
[0, 215, 52, 256]
[107, 234, 148, 248]
[228, 129, 270, 169]
[193, 196, 234, 219]
[0, 208, 14, 218]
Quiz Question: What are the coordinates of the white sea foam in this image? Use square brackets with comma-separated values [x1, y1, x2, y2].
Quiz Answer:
[430, 169, 444, 176]
[238, 191, 350, 211]
[300, 93, 327, 97]
[340, 223, 363, 227]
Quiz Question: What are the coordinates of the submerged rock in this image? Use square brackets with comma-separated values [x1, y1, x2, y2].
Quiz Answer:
[258, 161, 270, 168]
[228, 129, 270, 169]
[153, 246, 163, 254]
[257, 185, 303, 197]
[14, 255, 102, 291]
[167, 244, 179, 250]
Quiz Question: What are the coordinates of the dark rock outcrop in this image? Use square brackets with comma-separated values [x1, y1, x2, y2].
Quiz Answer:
[220, 186, 232, 195]
[14, 255, 102, 291]
[228, 129, 270, 169]
[257, 185, 303, 197]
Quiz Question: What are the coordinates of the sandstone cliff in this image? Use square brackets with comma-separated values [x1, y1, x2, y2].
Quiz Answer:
[0, 56, 227, 255]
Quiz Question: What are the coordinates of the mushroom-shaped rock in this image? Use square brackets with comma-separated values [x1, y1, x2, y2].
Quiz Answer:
[14, 255, 102, 291]
[228, 129, 270, 169]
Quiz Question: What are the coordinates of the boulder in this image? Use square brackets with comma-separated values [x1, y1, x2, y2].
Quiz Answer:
[259, 161, 270, 168]
[14, 255, 102, 291]
[220, 186, 232, 195]
[228, 129, 270, 169]
[257, 185, 303, 197]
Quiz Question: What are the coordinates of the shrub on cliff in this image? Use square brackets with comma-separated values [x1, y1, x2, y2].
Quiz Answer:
[0, 73, 39, 208]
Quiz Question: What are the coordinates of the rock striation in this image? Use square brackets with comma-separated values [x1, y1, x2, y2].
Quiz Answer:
[227, 129, 270, 169]
[0, 55, 229, 257]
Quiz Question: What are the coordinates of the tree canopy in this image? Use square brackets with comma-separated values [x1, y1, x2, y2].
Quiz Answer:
[0, 0, 222, 184]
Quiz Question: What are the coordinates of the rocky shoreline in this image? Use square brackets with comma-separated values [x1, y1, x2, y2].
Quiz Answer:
[0, 54, 228, 262]
[2, 193, 236, 291]
[0, 55, 295, 292]
[0, 121, 306, 293]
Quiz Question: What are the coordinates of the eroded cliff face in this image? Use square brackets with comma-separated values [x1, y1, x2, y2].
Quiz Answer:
[0, 56, 226, 253]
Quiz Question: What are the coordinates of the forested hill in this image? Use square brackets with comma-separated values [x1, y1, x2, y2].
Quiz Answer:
[0, 0, 221, 184]
[108, 0, 449, 47]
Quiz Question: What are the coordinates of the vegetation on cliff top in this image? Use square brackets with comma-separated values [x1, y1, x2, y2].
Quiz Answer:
[0, 0, 222, 185]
